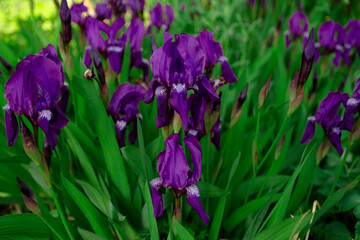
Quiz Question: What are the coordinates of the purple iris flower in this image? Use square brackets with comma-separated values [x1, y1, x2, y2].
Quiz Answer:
[70, 2, 88, 26]
[301, 91, 349, 156]
[150, 133, 209, 224]
[4, 44, 69, 149]
[342, 78, 360, 131]
[145, 33, 206, 129]
[127, 0, 145, 17]
[149, 2, 174, 32]
[96, 2, 112, 20]
[317, 20, 346, 66]
[60, 0, 72, 45]
[109, 0, 127, 17]
[343, 20, 360, 65]
[108, 82, 146, 147]
[285, 10, 309, 47]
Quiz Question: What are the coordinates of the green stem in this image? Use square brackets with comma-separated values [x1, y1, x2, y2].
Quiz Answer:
[304, 165, 318, 206]
[37, 165, 75, 240]
[329, 148, 349, 197]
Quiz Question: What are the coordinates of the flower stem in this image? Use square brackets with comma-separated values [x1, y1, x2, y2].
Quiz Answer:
[329, 147, 349, 197]
[37, 165, 75, 240]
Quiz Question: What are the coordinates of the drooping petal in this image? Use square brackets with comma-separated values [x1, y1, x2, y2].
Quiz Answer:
[328, 127, 343, 156]
[107, 46, 124, 74]
[219, 57, 237, 83]
[150, 178, 164, 217]
[342, 98, 360, 131]
[108, 17, 126, 42]
[186, 185, 209, 225]
[128, 118, 138, 144]
[4, 104, 18, 146]
[144, 79, 161, 104]
[184, 134, 202, 184]
[155, 85, 170, 128]
[300, 116, 316, 144]
[170, 83, 189, 130]
[198, 76, 219, 101]
[115, 119, 127, 147]
[37, 110, 57, 149]
[157, 134, 190, 190]
[84, 17, 107, 52]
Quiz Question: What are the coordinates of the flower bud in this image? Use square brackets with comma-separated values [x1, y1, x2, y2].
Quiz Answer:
[258, 76, 271, 109]
[19, 118, 41, 166]
[17, 178, 41, 215]
[287, 87, 304, 116]
[298, 28, 315, 89]
[93, 49, 106, 87]
[230, 83, 248, 128]
[60, 0, 72, 46]
[173, 111, 182, 134]
[0, 56, 13, 74]
[275, 133, 286, 160]
[289, 71, 299, 103]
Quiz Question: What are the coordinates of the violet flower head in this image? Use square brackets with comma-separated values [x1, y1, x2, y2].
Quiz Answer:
[146, 33, 206, 129]
[301, 91, 349, 156]
[150, 3, 175, 32]
[285, 10, 308, 47]
[96, 2, 112, 20]
[70, 2, 87, 26]
[343, 20, 360, 65]
[150, 133, 209, 224]
[108, 83, 146, 147]
[127, 0, 145, 17]
[299, 28, 315, 87]
[109, 0, 127, 17]
[4, 44, 69, 149]
[342, 78, 360, 132]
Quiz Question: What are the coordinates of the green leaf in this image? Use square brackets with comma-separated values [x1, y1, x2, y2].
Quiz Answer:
[173, 219, 195, 240]
[0, 155, 29, 164]
[0, 214, 50, 239]
[197, 182, 226, 198]
[120, 41, 131, 85]
[78, 228, 107, 240]
[61, 175, 114, 239]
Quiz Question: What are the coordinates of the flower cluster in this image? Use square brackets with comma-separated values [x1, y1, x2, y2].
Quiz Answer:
[315, 19, 360, 66]
[147, 29, 240, 224]
[4, 44, 69, 149]
[145, 30, 237, 148]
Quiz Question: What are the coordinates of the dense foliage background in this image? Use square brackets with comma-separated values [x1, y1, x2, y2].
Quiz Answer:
[1, 0, 360, 239]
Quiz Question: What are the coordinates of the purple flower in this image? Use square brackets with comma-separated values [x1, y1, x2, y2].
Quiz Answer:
[146, 33, 206, 129]
[150, 3, 174, 32]
[301, 91, 349, 156]
[109, 0, 127, 17]
[285, 10, 308, 47]
[127, 0, 145, 17]
[4, 44, 69, 149]
[60, 0, 72, 45]
[84, 16, 110, 53]
[70, 2, 87, 26]
[342, 78, 360, 131]
[343, 20, 360, 65]
[96, 2, 112, 20]
[150, 134, 209, 224]
[108, 82, 146, 147]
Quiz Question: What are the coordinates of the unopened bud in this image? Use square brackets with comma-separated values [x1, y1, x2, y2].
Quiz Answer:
[60, 0, 72, 45]
[316, 139, 331, 165]
[173, 112, 182, 134]
[101, 82, 109, 107]
[275, 133, 286, 160]
[258, 76, 271, 109]
[298, 28, 315, 89]
[287, 87, 304, 116]
[230, 83, 248, 128]
[93, 49, 106, 86]
[252, 138, 258, 173]
[210, 93, 222, 128]
[0, 56, 13, 74]
[19, 118, 41, 166]
[289, 71, 299, 103]
[17, 178, 41, 215]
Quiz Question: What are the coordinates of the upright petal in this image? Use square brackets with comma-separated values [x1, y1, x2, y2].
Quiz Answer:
[150, 3, 163, 29]
[164, 4, 174, 31]
[4, 104, 19, 146]
[84, 17, 107, 52]
[157, 134, 189, 190]
[186, 185, 209, 224]
[71, 3, 87, 24]
[150, 178, 164, 217]
[184, 134, 202, 184]
[196, 30, 224, 71]
[96, 3, 112, 20]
